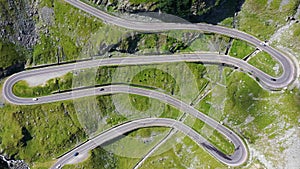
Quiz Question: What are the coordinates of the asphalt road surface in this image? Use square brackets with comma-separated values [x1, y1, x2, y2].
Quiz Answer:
[50, 118, 246, 169]
[65, 0, 296, 89]
[2, 0, 298, 168]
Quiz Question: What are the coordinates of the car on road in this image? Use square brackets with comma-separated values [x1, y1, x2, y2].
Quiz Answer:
[100, 88, 104, 91]
[74, 152, 79, 156]
[259, 42, 266, 46]
[56, 164, 61, 169]
[32, 98, 38, 101]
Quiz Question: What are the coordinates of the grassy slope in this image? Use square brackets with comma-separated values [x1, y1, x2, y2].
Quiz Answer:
[140, 132, 226, 168]
[0, 100, 86, 168]
[248, 51, 283, 77]
[0, 41, 25, 69]
[238, 0, 299, 40]
[225, 71, 299, 143]
[3, 0, 300, 168]
[32, 0, 103, 65]
[13, 73, 73, 98]
[229, 39, 256, 59]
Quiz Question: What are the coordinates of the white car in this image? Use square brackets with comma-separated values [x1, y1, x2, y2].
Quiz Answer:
[259, 42, 266, 46]
[32, 98, 38, 101]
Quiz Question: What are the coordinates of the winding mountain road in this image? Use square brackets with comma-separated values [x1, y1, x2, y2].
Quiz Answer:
[50, 116, 246, 169]
[65, 0, 296, 89]
[2, 0, 298, 168]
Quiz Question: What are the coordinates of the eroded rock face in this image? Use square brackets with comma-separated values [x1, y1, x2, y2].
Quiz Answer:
[0, 0, 37, 49]
[0, 0, 39, 78]
[0, 155, 29, 169]
[88, 0, 220, 16]
[88, 0, 159, 13]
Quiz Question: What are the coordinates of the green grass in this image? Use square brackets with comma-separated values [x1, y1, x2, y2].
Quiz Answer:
[75, 95, 128, 135]
[229, 39, 256, 59]
[63, 146, 139, 169]
[141, 132, 226, 168]
[224, 71, 300, 144]
[127, 127, 170, 139]
[12, 73, 73, 98]
[159, 104, 183, 119]
[131, 68, 179, 94]
[64, 127, 171, 169]
[32, 0, 104, 65]
[225, 71, 265, 124]
[129, 94, 151, 112]
[184, 114, 235, 155]
[194, 93, 211, 114]
[248, 51, 283, 77]
[74, 93, 181, 136]
[186, 63, 208, 90]
[275, 21, 300, 55]
[0, 100, 86, 166]
[114, 32, 191, 54]
[219, 17, 233, 28]
[238, 0, 300, 40]
[129, 0, 159, 4]
[0, 40, 25, 69]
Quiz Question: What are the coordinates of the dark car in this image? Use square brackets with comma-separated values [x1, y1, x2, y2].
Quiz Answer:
[74, 152, 79, 156]
[100, 88, 104, 91]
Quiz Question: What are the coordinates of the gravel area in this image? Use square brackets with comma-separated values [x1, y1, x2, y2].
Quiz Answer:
[23, 70, 68, 86]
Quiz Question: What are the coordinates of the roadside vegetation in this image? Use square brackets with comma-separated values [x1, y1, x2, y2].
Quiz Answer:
[248, 51, 283, 77]
[32, 0, 104, 65]
[140, 132, 226, 168]
[224, 71, 299, 143]
[0, 99, 86, 168]
[2, 0, 300, 168]
[237, 0, 300, 40]
[184, 115, 235, 155]
[13, 73, 73, 98]
[275, 21, 300, 57]
[229, 39, 256, 59]
[0, 41, 26, 69]
[63, 146, 139, 169]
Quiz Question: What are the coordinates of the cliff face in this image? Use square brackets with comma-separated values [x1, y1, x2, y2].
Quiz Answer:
[0, 0, 37, 48]
[90, 0, 220, 19]
[0, 0, 38, 79]
[88, 0, 244, 23]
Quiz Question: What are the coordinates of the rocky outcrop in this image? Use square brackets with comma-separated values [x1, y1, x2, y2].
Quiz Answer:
[0, 0, 37, 79]
[0, 155, 29, 169]
[89, 0, 220, 17]
[0, 0, 37, 49]
[89, 0, 159, 13]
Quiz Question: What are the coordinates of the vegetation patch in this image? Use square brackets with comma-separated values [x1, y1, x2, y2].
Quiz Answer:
[184, 114, 235, 155]
[32, 0, 104, 65]
[0, 41, 26, 69]
[229, 39, 256, 59]
[131, 68, 178, 94]
[63, 146, 138, 169]
[225, 71, 300, 144]
[237, 0, 300, 40]
[12, 73, 73, 98]
[0, 101, 86, 166]
[248, 51, 283, 77]
[141, 132, 225, 168]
